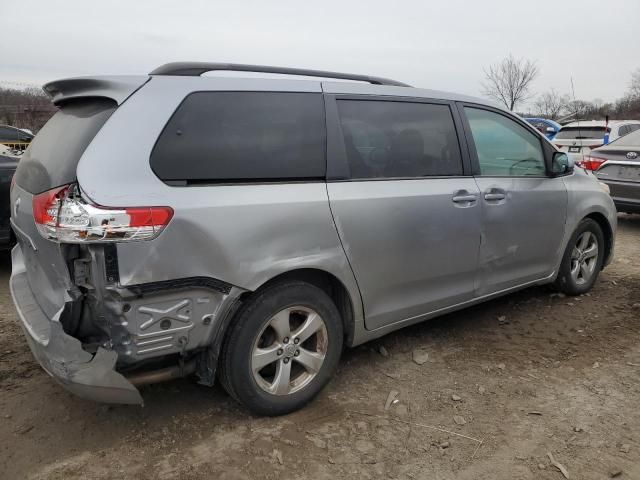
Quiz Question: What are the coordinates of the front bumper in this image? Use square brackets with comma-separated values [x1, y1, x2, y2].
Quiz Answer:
[10, 245, 143, 405]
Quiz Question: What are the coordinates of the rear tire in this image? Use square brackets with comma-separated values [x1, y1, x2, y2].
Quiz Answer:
[553, 218, 605, 296]
[218, 281, 343, 416]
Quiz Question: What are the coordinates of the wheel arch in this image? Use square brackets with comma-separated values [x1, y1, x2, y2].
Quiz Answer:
[206, 267, 358, 388]
[584, 212, 614, 268]
[243, 268, 357, 347]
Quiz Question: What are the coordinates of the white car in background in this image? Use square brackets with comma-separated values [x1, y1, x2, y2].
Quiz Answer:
[554, 120, 640, 166]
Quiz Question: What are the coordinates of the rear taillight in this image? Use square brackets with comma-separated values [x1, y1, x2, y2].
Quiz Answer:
[32, 184, 173, 243]
[577, 156, 607, 171]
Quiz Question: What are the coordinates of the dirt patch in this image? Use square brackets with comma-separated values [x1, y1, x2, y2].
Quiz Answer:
[1, 214, 639, 480]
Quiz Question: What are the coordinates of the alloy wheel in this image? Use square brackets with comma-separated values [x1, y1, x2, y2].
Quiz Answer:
[570, 231, 599, 285]
[251, 306, 328, 395]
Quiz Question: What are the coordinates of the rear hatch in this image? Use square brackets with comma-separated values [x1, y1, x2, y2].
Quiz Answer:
[11, 76, 148, 320]
[554, 126, 609, 159]
[12, 99, 118, 319]
[597, 160, 640, 181]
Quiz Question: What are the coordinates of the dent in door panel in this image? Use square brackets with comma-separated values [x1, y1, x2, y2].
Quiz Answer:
[474, 177, 567, 296]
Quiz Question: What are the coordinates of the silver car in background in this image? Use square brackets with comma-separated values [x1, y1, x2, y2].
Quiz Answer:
[9, 63, 617, 415]
[592, 128, 640, 213]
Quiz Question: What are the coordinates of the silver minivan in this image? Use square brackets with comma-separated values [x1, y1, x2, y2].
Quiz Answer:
[10, 63, 617, 415]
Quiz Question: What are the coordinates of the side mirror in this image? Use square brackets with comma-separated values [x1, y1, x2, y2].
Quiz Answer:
[551, 152, 573, 175]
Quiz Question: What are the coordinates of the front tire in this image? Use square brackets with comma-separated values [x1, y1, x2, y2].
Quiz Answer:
[554, 218, 605, 296]
[218, 281, 343, 416]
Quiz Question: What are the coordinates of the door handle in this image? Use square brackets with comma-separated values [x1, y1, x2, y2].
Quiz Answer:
[452, 194, 478, 203]
[452, 190, 478, 205]
[484, 192, 506, 201]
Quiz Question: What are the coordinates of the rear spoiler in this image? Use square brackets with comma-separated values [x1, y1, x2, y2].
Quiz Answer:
[43, 76, 150, 106]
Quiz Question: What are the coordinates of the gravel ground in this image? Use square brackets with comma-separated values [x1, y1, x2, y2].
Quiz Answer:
[1, 214, 639, 480]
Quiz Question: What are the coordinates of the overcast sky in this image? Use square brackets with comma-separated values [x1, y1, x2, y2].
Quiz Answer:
[1, 0, 638, 107]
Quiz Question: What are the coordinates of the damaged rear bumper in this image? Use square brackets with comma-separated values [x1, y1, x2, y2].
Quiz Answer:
[10, 245, 143, 405]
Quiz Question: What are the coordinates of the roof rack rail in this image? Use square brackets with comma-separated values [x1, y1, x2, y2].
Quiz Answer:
[149, 62, 411, 87]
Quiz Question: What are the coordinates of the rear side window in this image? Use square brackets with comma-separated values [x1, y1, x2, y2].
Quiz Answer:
[336, 100, 462, 179]
[151, 92, 326, 183]
[14, 98, 116, 194]
[555, 127, 608, 140]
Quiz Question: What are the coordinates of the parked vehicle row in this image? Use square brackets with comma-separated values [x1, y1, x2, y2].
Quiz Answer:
[554, 120, 640, 164]
[9, 63, 617, 415]
[522, 115, 640, 215]
[524, 118, 640, 162]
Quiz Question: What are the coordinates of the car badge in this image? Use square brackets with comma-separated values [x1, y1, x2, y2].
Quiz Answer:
[626, 152, 638, 160]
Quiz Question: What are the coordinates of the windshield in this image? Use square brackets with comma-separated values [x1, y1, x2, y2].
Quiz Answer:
[555, 126, 609, 140]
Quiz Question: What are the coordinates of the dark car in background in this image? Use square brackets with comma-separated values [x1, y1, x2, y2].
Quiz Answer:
[0, 125, 32, 248]
[0, 124, 34, 151]
[0, 145, 19, 246]
[591, 129, 640, 213]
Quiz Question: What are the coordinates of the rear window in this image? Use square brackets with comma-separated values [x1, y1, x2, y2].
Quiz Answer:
[619, 124, 640, 137]
[14, 98, 116, 194]
[555, 126, 609, 140]
[336, 100, 462, 179]
[151, 92, 326, 183]
[610, 128, 640, 147]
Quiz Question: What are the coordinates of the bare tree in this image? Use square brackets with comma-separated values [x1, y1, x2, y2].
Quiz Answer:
[482, 55, 539, 111]
[566, 99, 593, 119]
[0, 86, 55, 133]
[534, 89, 569, 119]
[630, 68, 640, 99]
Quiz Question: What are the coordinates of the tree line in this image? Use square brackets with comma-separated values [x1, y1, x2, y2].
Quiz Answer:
[0, 86, 56, 133]
[483, 55, 640, 122]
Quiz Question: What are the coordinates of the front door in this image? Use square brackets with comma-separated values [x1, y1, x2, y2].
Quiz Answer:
[461, 106, 568, 296]
[325, 96, 482, 330]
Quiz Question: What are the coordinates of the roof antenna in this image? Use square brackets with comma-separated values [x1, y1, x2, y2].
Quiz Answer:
[570, 77, 578, 119]
[570, 76, 584, 152]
